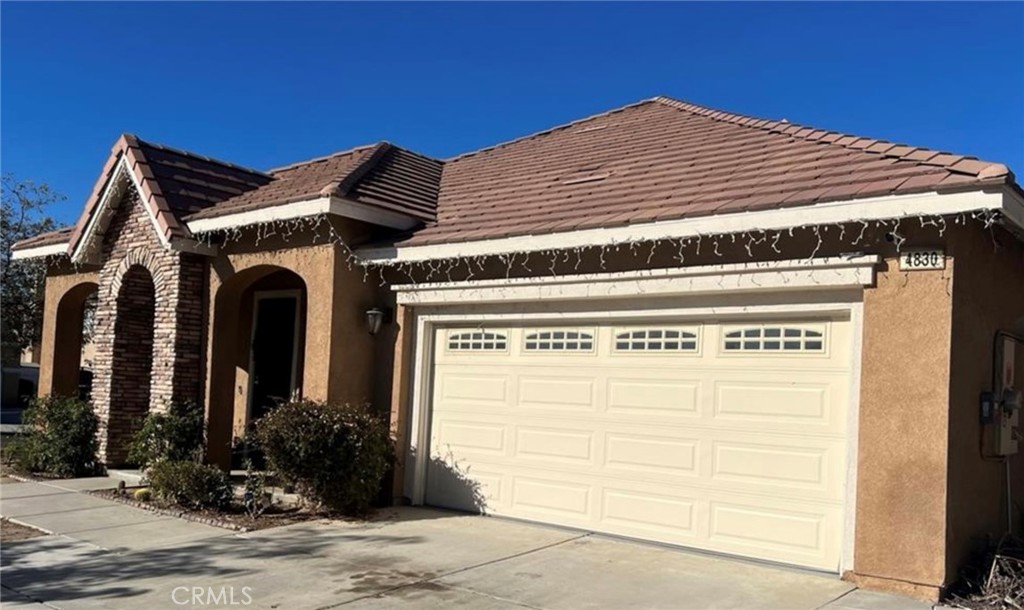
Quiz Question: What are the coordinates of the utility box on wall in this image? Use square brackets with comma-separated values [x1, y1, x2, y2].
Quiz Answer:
[995, 335, 1021, 456]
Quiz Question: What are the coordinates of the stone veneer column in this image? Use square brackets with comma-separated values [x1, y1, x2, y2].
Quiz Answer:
[89, 191, 207, 465]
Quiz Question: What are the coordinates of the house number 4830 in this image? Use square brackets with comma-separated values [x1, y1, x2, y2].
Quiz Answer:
[899, 249, 945, 271]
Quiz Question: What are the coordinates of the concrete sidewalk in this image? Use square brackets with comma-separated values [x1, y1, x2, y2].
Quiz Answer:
[1, 478, 931, 610]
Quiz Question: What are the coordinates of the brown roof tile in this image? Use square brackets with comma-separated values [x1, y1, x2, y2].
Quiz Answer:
[67, 134, 273, 253]
[185, 142, 442, 223]
[393, 96, 1013, 246]
[26, 96, 1019, 255]
[11, 227, 73, 251]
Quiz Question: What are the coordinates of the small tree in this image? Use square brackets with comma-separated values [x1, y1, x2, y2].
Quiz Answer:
[1, 174, 63, 360]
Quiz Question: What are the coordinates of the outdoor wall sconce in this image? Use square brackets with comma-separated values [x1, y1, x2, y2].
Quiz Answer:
[365, 307, 392, 336]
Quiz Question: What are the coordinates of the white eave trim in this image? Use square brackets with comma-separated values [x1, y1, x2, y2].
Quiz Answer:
[185, 196, 421, 234]
[360, 188, 1018, 264]
[392, 254, 880, 305]
[11, 242, 70, 260]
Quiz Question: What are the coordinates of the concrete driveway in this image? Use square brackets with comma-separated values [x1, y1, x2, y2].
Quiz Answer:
[1, 478, 929, 610]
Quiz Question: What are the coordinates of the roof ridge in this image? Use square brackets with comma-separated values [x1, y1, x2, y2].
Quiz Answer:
[319, 142, 393, 197]
[652, 96, 1011, 179]
[132, 134, 274, 178]
[445, 98, 663, 163]
[268, 143, 380, 174]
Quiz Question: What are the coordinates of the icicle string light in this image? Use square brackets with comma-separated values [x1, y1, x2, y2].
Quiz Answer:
[24, 212, 1008, 291]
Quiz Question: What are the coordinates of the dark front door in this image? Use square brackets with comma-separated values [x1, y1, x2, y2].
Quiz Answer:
[249, 294, 299, 422]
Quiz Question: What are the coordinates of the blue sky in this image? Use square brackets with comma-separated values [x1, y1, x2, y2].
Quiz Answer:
[2, 2, 1022, 226]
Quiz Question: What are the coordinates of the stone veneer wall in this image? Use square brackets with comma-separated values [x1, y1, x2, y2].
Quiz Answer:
[89, 191, 206, 464]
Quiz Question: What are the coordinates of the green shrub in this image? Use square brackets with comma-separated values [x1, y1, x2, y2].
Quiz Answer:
[242, 458, 269, 519]
[255, 401, 393, 515]
[133, 488, 152, 502]
[5, 396, 101, 477]
[147, 460, 232, 510]
[127, 401, 204, 468]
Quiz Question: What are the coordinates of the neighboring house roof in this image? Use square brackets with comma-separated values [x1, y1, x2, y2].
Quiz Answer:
[11, 96, 1019, 257]
[399, 97, 1014, 246]
[11, 227, 74, 250]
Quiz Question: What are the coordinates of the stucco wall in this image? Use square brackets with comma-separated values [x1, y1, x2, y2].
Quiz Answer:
[945, 224, 1024, 582]
[203, 218, 380, 467]
[383, 220, 1014, 599]
[853, 257, 953, 597]
[38, 267, 99, 398]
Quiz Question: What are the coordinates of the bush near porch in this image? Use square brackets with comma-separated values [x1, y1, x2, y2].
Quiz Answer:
[127, 400, 205, 469]
[254, 400, 394, 516]
[3, 395, 102, 478]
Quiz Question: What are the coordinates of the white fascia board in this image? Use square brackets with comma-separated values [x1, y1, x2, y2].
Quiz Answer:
[393, 255, 880, 306]
[359, 188, 1015, 264]
[70, 160, 130, 263]
[71, 157, 187, 263]
[11, 242, 70, 260]
[185, 196, 420, 233]
[186, 197, 333, 233]
[1003, 188, 1024, 233]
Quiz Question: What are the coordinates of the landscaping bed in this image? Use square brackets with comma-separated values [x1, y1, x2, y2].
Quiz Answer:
[1, 518, 48, 543]
[88, 487, 324, 532]
[946, 537, 1024, 610]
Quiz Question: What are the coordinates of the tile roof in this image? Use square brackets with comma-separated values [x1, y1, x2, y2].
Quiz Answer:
[65, 134, 272, 253]
[185, 142, 442, 222]
[397, 97, 1014, 246]
[11, 227, 73, 250]
[14, 96, 1017, 255]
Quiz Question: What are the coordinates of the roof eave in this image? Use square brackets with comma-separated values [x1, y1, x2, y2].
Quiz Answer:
[357, 185, 1023, 264]
[185, 195, 423, 235]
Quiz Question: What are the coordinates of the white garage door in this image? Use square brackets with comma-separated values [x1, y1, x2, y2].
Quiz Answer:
[426, 318, 851, 571]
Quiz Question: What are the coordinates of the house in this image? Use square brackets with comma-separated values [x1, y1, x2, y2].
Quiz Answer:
[11, 96, 1024, 601]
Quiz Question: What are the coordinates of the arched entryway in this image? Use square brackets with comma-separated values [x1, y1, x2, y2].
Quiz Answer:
[50, 282, 99, 399]
[106, 265, 156, 465]
[207, 266, 308, 468]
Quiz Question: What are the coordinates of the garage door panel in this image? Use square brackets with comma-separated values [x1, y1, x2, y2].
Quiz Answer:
[515, 427, 595, 463]
[710, 439, 841, 498]
[512, 476, 591, 517]
[426, 459, 503, 513]
[603, 432, 700, 476]
[707, 497, 841, 566]
[601, 488, 699, 537]
[439, 373, 510, 404]
[606, 377, 701, 417]
[517, 375, 596, 411]
[427, 319, 850, 571]
[712, 376, 847, 435]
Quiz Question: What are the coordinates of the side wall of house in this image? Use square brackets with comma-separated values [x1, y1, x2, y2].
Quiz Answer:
[945, 224, 1024, 582]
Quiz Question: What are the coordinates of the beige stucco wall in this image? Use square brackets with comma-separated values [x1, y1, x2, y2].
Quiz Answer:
[203, 218, 381, 467]
[852, 257, 953, 598]
[945, 224, 1024, 582]
[38, 267, 99, 398]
